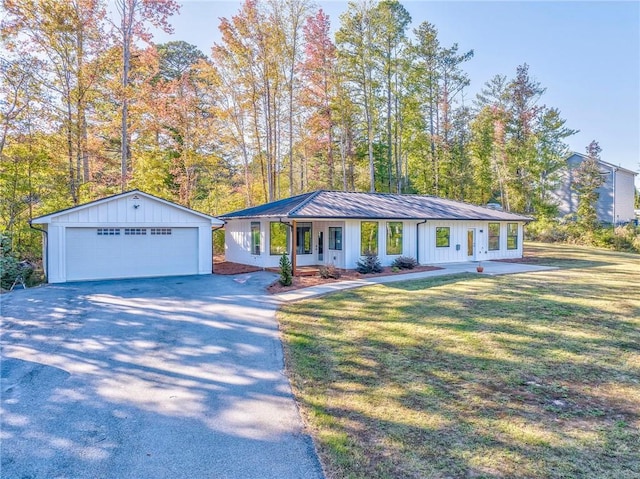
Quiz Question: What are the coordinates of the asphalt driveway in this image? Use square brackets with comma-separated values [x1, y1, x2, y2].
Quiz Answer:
[1, 273, 324, 479]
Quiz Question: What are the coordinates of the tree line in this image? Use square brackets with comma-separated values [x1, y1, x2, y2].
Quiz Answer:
[2, 0, 580, 259]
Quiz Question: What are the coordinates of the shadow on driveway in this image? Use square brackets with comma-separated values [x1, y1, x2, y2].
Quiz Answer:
[1, 273, 324, 479]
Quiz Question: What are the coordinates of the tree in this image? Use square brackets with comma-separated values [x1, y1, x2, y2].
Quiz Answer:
[3, 0, 109, 204]
[112, 0, 179, 191]
[300, 9, 338, 189]
[573, 140, 605, 229]
[533, 107, 577, 217]
[336, 0, 379, 192]
[373, 0, 411, 193]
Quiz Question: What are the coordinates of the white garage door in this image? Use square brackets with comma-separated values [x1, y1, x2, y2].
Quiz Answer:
[65, 227, 199, 281]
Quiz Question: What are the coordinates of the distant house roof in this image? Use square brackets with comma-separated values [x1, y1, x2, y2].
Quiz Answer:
[220, 190, 532, 222]
[568, 152, 638, 176]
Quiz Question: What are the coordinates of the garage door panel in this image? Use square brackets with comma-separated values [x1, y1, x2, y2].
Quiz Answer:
[65, 227, 198, 281]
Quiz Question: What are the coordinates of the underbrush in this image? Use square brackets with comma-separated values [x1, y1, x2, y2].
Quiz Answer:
[526, 219, 640, 253]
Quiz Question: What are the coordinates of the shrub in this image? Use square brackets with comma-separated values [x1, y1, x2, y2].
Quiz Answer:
[279, 253, 292, 286]
[319, 264, 342, 279]
[356, 253, 382, 274]
[0, 234, 34, 290]
[391, 256, 418, 270]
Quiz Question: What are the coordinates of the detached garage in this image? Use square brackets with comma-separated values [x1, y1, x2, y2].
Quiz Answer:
[31, 190, 223, 283]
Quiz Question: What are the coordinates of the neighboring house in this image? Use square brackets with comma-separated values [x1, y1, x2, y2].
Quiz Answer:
[219, 190, 532, 272]
[31, 190, 223, 283]
[553, 153, 638, 224]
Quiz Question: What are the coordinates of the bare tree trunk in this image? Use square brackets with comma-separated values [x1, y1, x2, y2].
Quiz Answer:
[120, 1, 130, 192]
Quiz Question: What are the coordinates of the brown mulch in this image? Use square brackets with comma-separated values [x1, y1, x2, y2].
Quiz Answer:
[266, 265, 443, 294]
[213, 261, 262, 275]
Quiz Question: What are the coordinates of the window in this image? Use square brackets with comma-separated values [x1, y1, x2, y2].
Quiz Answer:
[150, 228, 172, 235]
[328, 227, 342, 250]
[125, 228, 146, 235]
[97, 228, 120, 236]
[251, 222, 261, 255]
[270, 222, 289, 255]
[488, 223, 500, 251]
[507, 223, 518, 250]
[436, 227, 450, 247]
[295, 223, 312, 254]
[361, 221, 378, 255]
[386, 222, 403, 255]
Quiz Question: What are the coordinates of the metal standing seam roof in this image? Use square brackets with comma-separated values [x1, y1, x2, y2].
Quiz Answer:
[219, 190, 533, 222]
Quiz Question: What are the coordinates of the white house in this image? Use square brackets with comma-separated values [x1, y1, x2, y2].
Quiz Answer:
[30, 190, 223, 283]
[220, 191, 532, 273]
[552, 153, 638, 224]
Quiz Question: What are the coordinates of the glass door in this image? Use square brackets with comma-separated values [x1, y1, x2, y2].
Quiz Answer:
[318, 231, 324, 262]
[467, 229, 475, 258]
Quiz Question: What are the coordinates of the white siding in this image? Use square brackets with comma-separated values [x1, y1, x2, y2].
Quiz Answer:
[225, 217, 526, 271]
[34, 191, 216, 283]
[225, 219, 269, 267]
[421, 221, 523, 264]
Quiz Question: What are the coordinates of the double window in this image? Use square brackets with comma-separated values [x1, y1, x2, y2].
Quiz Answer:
[488, 223, 500, 251]
[360, 221, 378, 255]
[507, 223, 518, 250]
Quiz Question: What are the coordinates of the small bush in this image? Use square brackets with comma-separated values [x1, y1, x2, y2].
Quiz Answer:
[279, 253, 292, 286]
[391, 256, 418, 270]
[356, 253, 382, 274]
[319, 264, 341, 279]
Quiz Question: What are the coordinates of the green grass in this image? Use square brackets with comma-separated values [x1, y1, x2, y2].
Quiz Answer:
[278, 242, 640, 479]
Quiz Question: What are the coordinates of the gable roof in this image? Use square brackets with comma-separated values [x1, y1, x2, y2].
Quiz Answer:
[220, 191, 532, 222]
[567, 152, 638, 176]
[31, 189, 223, 224]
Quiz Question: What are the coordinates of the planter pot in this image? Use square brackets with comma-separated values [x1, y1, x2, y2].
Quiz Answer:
[476, 265, 484, 273]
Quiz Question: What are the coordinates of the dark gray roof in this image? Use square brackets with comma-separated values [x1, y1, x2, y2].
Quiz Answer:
[220, 190, 532, 222]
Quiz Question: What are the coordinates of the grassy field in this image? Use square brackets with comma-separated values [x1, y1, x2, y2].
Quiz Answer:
[278, 243, 640, 479]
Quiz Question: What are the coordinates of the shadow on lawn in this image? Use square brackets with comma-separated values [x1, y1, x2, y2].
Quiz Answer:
[281, 260, 640, 478]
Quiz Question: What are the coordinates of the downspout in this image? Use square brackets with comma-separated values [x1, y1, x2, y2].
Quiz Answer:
[29, 221, 48, 282]
[416, 219, 427, 264]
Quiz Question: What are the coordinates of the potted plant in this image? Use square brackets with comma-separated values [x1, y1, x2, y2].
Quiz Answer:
[476, 262, 484, 273]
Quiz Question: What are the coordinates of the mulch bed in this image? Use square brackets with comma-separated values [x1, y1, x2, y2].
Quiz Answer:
[266, 265, 443, 294]
[213, 261, 262, 275]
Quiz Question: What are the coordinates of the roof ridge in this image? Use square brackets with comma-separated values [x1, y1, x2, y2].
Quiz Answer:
[288, 190, 324, 215]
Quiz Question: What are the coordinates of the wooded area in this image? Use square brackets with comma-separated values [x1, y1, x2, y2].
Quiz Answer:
[0, 0, 589, 260]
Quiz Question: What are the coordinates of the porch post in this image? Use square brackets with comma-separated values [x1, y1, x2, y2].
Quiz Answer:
[291, 219, 297, 276]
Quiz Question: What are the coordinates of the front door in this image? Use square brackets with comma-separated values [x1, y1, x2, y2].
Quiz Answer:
[467, 229, 475, 260]
[318, 231, 324, 262]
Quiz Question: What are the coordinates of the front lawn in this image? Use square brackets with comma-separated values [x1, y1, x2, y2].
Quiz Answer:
[278, 243, 640, 479]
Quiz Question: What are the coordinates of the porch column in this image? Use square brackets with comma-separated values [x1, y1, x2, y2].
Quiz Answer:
[291, 219, 297, 276]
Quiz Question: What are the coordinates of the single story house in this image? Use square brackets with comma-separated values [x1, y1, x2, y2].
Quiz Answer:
[552, 153, 637, 224]
[219, 190, 532, 273]
[31, 190, 223, 283]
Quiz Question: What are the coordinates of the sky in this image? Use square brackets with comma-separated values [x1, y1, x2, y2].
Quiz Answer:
[143, 0, 640, 187]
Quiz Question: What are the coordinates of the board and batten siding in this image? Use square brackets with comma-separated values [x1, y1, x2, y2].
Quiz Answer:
[224, 218, 525, 270]
[38, 193, 216, 283]
[421, 220, 524, 264]
[343, 219, 418, 269]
